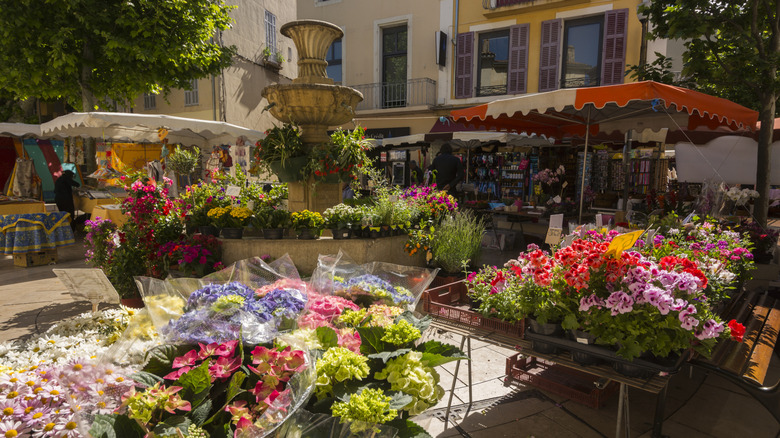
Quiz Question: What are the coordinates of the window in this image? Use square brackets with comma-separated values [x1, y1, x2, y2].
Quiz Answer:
[326, 38, 342, 83]
[382, 25, 407, 108]
[184, 79, 199, 106]
[143, 93, 156, 110]
[561, 16, 603, 88]
[265, 10, 277, 55]
[477, 30, 509, 96]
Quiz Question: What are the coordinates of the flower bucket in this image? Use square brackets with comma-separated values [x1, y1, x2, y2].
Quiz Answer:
[297, 228, 320, 240]
[330, 228, 351, 239]
[198, 225, 220, 237]
[269, 156, 308, 182]
[263, 228, 285, 239]
[221, 227, 244, 239]
[120, 297, 145, 309]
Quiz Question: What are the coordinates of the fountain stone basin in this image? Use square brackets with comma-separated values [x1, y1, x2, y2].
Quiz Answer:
[262, 83, 363, 144]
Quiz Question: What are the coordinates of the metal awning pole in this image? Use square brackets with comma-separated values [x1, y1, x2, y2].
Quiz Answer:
[578, 108, 591, 224]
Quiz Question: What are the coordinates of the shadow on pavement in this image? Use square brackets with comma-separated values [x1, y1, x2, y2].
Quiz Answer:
[0, 301, 95, 343]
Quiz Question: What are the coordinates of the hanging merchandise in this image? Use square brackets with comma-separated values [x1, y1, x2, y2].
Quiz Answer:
[10, 159, 39, 199]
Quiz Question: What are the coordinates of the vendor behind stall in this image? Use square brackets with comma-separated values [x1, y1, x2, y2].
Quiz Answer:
[54, 170, 80, 226]
[429, 143, 463, 192]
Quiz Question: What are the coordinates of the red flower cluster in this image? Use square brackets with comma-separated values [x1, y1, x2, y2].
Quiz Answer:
[658, 256, 708, 289]
[728, 319, 746, 342]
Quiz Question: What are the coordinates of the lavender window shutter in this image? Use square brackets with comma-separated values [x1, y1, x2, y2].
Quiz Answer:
[455, 32, 474, 99]
[601, 9, 628, 85]
[539, 19, 561, 92]
[508, 24, 530, 95]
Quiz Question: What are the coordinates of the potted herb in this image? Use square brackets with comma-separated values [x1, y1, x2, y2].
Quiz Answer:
[290, 209, 324, 239]
[253, 205, 290, 239]
[429, 210, 485, 275]
[252, 124, 306, 182]
[166, 145, 200, 191]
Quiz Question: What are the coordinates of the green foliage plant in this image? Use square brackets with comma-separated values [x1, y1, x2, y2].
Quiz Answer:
[166, 145, 200, 176]
[0, 0, 237, 110]
[252, 206, 290, 229]
[252, 124, 305, 175]
[429, 210, 486, 274]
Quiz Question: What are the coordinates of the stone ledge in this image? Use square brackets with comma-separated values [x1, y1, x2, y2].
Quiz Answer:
[220, 235, 426, 276]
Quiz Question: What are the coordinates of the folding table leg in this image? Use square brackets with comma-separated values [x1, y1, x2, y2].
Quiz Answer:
[444, 335, 467, 428]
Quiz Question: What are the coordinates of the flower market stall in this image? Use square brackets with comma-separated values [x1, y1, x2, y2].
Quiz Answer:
[450, 81, 759, 222]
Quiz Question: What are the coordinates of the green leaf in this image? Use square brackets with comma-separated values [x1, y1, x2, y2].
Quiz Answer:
[416, 340, 468, 367]
[129, 371, 163, 388]
[357, 326, 387, 355]
[386, 390, 414, 410]
[562, 313, 580, 331]
[143, 344, 190, 375]
[315, 326, 340, 350]
[190, 399, 212, 426]
[367, 348, 411, 363]
[387, 418, 433, 438]
[89, 414, 146, 438]
[225, 370, 247, 403]
[176, 360, 212, 406]
[398, 311, 431, 333]
[153, 416, 192, 437]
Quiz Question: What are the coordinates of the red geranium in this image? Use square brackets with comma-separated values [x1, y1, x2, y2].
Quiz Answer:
[728, 319, 745, 342]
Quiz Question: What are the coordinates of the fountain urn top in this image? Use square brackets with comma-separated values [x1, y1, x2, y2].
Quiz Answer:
[281, 20, 343, 85]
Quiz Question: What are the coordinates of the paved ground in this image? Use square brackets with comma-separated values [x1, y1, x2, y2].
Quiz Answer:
[1, 237, 778, 437]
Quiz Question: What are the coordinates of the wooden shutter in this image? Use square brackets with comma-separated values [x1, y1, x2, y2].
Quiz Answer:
[539, 19, 561, 92]
[602, 9, 628, 85]
[508, 24, 530, 95]
[455, 32, 474, 99]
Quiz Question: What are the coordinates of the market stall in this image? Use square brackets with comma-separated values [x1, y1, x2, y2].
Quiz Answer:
[451, 81, 759, 221]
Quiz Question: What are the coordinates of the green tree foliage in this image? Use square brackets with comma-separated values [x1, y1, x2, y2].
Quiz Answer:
[0, 0, 237, 111]
[644, 1, 780, 226]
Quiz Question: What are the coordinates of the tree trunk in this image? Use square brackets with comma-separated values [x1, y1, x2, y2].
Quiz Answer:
[755, 93, 776, 227]
[80, 41, 96, 111]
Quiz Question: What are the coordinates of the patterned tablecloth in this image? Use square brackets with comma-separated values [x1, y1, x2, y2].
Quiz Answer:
[0, 212, 75, 254]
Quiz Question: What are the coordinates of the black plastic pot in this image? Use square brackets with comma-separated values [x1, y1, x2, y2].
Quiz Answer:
[262, 228, 285, 239]
[331, 228, 351, 239]
[221, 227, 244, 239]
[297, 228, 320, 240]
[198, 225, 220, 237]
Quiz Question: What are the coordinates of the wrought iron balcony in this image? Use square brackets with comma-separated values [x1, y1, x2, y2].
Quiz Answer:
[351, 78, 436, 111]
[482, 0, 532, 9]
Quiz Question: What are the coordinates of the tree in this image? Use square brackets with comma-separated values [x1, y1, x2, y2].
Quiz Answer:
[0, 0, 237, 111]
[643, 1, 780, 227]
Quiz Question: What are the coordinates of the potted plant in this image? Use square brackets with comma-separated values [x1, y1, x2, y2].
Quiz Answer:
[290, 209, 324, 239]
[166, 145, 200, 191]
[156, 234, 224, 277]
[253, 205, 290, 239]
[207, 205, 253, 239]
[252, 124, 306, 182]
[429, 210, 486, 276]
[323, 204, 355, 239]
[181, 182, 230, 236]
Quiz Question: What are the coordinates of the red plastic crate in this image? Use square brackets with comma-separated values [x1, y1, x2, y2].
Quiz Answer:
[421, 280, 524, 339]
[505, 354, 619, 409]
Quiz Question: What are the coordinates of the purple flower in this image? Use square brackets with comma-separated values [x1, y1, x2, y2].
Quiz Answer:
[606, 291, 634, 316]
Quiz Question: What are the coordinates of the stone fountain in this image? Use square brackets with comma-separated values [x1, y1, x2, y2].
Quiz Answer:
[261, 20, 363, 212]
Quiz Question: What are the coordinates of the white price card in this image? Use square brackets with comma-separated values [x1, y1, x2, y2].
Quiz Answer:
[596, 214, 603, 228]
[225, 185, 241, 197]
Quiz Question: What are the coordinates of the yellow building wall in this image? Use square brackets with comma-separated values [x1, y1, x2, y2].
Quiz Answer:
[455, 0, 644, 98]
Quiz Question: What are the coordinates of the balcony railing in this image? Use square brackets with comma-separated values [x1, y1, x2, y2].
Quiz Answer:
[352, 78, 436, 111]
[482, 0, 532, 9]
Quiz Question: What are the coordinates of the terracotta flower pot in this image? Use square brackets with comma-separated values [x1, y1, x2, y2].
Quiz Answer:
[120, 297, 145, 309]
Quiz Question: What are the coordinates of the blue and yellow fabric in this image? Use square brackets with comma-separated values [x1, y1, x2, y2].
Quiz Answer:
[0, 212, 75, 254]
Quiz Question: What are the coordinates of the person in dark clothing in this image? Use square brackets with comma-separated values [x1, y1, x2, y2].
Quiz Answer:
[409, 160, 424, 186]
[54, 170, 80, 225]
[429, 143, 463, 191]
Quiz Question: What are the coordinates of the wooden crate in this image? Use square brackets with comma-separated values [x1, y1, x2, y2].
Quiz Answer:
[14, 249, 58, 267]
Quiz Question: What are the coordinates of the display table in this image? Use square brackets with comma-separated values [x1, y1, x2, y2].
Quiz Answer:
[73, 191, 127, 215]
[0, 200, 46, 215]
[0, 211, 75, 254]
[91, 205, 128, 226]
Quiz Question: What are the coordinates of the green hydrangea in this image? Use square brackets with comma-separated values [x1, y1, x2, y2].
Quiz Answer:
[331, 387, 398, 434]
[315, 347, 370, 399]
[380, 319, 421, 346]
[337, 308, 368, 327]
[184, 424, 208, 438]
[374, 351, 444, 415]
[211, 294, 245, 313]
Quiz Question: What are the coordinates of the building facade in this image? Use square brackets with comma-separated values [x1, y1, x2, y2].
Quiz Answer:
[451, 0, 682, 106]
[297, 0, 453, 138]
[131, 0, 298, 132]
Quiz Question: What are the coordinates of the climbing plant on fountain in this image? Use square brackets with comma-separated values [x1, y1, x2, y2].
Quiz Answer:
[85, 176, 185, 298]
[307, 311, 467, 437]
